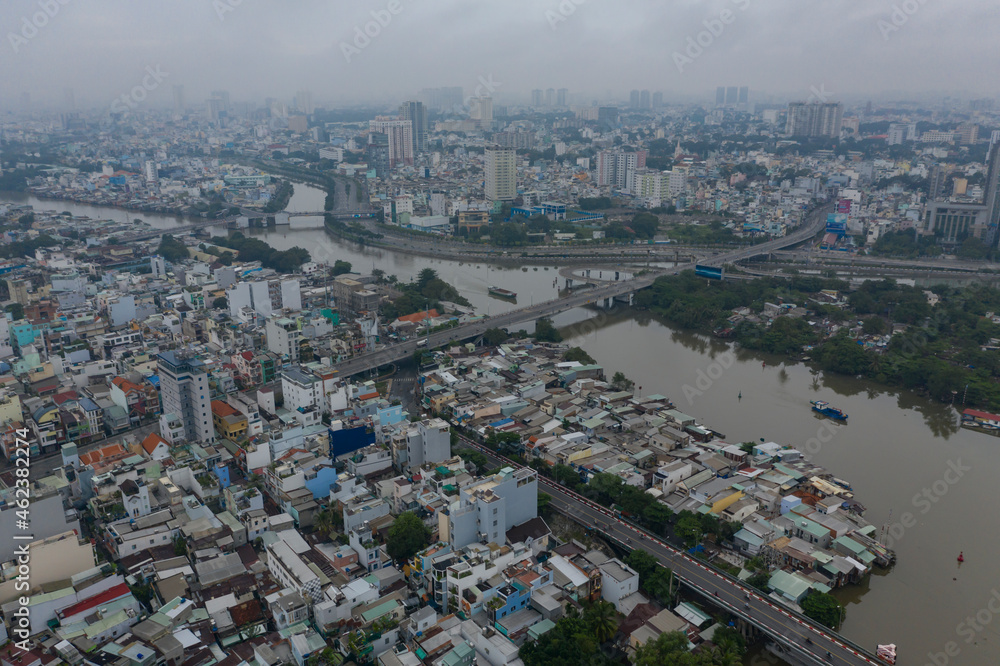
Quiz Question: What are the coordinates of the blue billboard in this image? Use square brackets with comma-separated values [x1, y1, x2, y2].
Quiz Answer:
[827, 213, 848, 236]
[694, 264, 723, 280]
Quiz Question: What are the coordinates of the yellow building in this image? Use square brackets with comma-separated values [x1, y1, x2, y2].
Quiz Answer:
[212, 400, 249, 441]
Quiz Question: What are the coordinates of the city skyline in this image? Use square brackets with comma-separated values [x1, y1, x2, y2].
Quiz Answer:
[2, 0, 999, 109]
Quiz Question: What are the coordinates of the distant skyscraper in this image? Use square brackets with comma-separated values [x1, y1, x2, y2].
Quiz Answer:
[295, 90, 314, 114]
[652, 92, 664, 108]
[725, 87, 738, 105]
[367, 132, 390, 177]
[785, 102, 843, 138]
[630, 90, 641, 108]
[420, 87, 463, 111]
[471, 97, 493, 125]
[986, 142, 1000, 240]
[399, 101, 428, 153]
[369, 117, 414, 168]
[597, 106, 620, 129]
[531, 89, 543, 107]
[484, 146, 517, 202]
[158, 351, 214, 445]
[557, 88, 568, 107]
[716, 87, 726, 106]
[545, 88, 555, 107]
[172, 85, 185, 113]
[738, 86, 749, 104]
[210, 90, 231, 112]
[640, 90, 651, 109]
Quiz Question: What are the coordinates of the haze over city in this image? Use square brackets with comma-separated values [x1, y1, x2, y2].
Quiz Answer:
[3, 0, 999, 108]
[3, 2, 1000, 666]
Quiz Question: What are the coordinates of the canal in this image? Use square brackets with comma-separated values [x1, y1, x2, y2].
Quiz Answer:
[5, 184, 997, 662]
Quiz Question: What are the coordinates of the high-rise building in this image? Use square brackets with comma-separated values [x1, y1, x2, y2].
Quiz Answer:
[887, 124, 908, 146]
[545, 88, 555, 107]
[986, 142, 1000, 241]
[172, 85, 185, 113]
[470, 97, 493, 125]
[652, 92, 664, 108]
[367, 132, 390, 177]
[640, 90, 652, 109]
[715, 87, 726, 106]
[369, 116, 414, 168]
[738, 86, 749, 104]
[630, 90, 641, 108]
[295, 90, 314, 115]
[785, 102, 843, 138]
[530, 89, 543, 107]
[725, 87, 738, 105]
[210, 90, 231, 113]
[956, 123, 979, 146]
[484, 146, 516, 202]
[399, 101, 428, 154]
[557, 88, 568, 107]
[420, 87, 463, 111]
[597, 106, 620, 129]
[158, 351, 214, 444]
[144, 160, 158, 186]
[596, 150, 647, 190]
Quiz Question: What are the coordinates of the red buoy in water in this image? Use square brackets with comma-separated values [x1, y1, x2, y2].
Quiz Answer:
[958, 551, 964, 562]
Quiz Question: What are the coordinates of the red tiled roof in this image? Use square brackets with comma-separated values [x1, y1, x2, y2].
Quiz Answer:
[57, 582, 130, 619]
[141, 432, 169, 455]
[395, 309, 440, 324]
[212, 400, 240, 417]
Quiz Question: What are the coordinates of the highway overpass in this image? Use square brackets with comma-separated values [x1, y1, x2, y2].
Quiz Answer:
[331, 204, 832, 378]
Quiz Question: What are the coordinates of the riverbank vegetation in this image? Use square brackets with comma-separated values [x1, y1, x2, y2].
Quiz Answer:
[638, 271, 1000, 410]
[381, 268, 470, 319]
[262, 179, 293, 214]
[209, 232, 310, 273]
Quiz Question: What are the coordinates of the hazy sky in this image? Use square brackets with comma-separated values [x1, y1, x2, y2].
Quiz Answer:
[2, 0, 997, 109]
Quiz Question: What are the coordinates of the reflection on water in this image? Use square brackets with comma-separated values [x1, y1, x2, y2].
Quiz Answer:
[562, 307, 1000, 662]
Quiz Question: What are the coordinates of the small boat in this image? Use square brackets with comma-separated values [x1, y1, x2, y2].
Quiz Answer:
[811, 400, 848, 421]
[876, 644, 897, 665]
[958, 551, 964, 562]
[488, 286, 517, 299]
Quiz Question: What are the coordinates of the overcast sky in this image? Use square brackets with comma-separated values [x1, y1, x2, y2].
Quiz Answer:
[2, 0, 997, 110]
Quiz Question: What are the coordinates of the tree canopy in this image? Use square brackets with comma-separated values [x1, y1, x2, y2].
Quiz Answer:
[386, 512, 431, 563]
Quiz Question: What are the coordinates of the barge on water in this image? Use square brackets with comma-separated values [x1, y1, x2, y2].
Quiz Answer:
[811, 400, 848, 422]
[487, 286, 517, 300]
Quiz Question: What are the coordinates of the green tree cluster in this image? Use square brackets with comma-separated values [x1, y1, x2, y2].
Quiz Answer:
[382, 268, 470, 319]
[209, 232, 310, 273]
[386, 511, 431, 563]
[533, 317, 562, 342]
